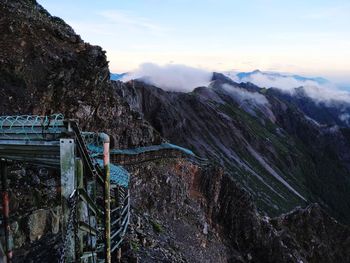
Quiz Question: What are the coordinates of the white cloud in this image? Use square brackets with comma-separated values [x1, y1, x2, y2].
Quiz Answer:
[339, 113, 350, 125]
[222, 84, 269, 106]
[236, 71, 350, 104]
[239, 72, 319, 92]
[122, 63, 212, 92]
[221, 84, 276, 122]
[122, 64, 350, 106]
[303, 85, 350, 104]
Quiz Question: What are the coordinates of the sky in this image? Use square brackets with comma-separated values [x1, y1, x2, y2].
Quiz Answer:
[37, 0, 350, 86]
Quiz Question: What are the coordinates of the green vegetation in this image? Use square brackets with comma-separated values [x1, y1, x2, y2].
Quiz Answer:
[216, 101, 350, 223]
[130, 240, 140, 252]
[151, 220, 163, 234]
[217, 103, 309, 215]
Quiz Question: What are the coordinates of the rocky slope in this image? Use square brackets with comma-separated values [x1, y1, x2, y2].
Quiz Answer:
[0, 0, 161, 148]
[267, 86, 350, 128]
[115, 76, 350, 224]
[120, 158, 350, 263]
[0, 0, 159, 261]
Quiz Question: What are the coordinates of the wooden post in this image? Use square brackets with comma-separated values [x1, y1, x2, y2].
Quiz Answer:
[117, 248, 122, 263]
[60, 139, 76, 262]
[1, 161, 12, 262]
[87, 180, 97, 255]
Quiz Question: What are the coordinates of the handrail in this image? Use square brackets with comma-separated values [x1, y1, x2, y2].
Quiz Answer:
[0, 115, 132, 262]
[69, 120, 130, 262]
[70, 121, 104, 184]
[77, 188, 104, 216]
[78, 221, 98, 236]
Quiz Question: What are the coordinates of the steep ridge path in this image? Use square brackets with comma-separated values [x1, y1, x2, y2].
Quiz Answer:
[0, 114, 198, 263]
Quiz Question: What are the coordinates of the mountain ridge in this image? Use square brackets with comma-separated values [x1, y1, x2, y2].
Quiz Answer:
[1, 0, 350, 261]
[235, 69, 329, 85]
[115, 76, 350, 223]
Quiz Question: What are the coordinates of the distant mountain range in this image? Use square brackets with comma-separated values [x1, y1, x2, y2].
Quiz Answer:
[115, 72, 350, 224]
[112, 69, 350, 128]
[234, 69, 329, 85]
[111, 69, 330, 86]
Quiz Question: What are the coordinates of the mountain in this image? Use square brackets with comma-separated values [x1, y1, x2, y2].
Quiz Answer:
[228, 70, 350, 128]
[123, 157, 350, 263]
[1, 1, 350, 262]
[267, 87, 350, 127]
[234, 69, 329, 85]
[115, 74, 350, 224]
[0, 0, 160, 148]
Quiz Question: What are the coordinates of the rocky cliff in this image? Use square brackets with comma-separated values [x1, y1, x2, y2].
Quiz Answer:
[1, 0, 350, 262]
[115, 77, 350, 224]
[0, 0, 161, 148]
[120, 158, 350, 263]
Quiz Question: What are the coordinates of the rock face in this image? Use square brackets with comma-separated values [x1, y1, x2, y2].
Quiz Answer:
[122, 158, 350, 263]
[0, 0, 159, 261]
[122, 160, 231, 263]
[27, 209, 49, 242]
[115, 77, 350, 224]
[200, 169, 350, 263]
[1, 164, 63, 262]
[0, 0, 160, 148]
[267, 86, 350, 128]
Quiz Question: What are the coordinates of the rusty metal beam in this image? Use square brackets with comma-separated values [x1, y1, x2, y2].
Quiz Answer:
[1, 161, 12, 263]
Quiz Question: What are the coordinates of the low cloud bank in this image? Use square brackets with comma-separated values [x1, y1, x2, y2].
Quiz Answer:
[122, 63, 212, 92]
[221, 84, 276, 122]
[235, 71, 350, 104]
[339, 113, 350, 125]
[304, 85, 350, 104]
[239, 71, 321, 91]
[121, 65, 350, 105]
[222, 84, 269, 106]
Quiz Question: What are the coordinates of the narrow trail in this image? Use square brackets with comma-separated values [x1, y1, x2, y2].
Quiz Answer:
[0, 114, 199, 262]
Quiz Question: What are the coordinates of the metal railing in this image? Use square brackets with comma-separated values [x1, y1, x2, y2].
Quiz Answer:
[0, 114, 200, 262]
[111, 188, 130, 253]
[0, 114, 130, 263]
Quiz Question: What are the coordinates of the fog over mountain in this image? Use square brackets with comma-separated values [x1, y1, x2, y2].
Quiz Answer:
[114, 65, 350, 130]
[115, 72, 350, 225]
[226, 70, 350, 105]
[114, 64, 350, 106]
[121, 63, 213, 92]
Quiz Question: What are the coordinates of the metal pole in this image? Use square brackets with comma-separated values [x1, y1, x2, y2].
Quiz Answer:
[76, 158, 84, 261]
[101, 134, 111, 263]
[1, 161, 12, 262]
[114, 187, 122, 263]
[60, 139, 76, 262]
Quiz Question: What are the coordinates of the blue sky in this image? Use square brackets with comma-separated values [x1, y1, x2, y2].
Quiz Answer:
[38, 0, 350, 85]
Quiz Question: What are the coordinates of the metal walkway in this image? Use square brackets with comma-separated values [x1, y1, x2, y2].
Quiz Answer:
[0, 114, 202, 262]
[0, 114, 129, 263]
[87, 142, 206, 166]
